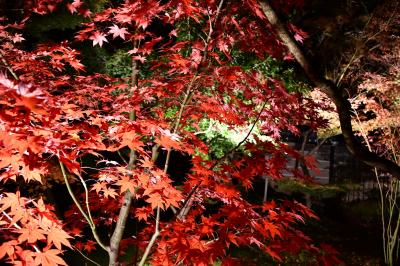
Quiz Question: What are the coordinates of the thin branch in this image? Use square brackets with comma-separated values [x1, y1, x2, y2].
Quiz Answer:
[117, 150, 128, 164]
[307, 137, 328, 156]
[158, 0, 226, 158]
[353, 100, 389, 262]
[295, 129, 311, 176]
[212, 101, 268, 169]
[73, 247, 101, 266]
[1, 210, 22, 229]
[295, 129, 310, 170]
[336, 48, 358, 86]
[58, 161, 108, 252]
[202, 0, 225, 60]
[76, 173, 95, 231]
[177, 101, 268, 220]
[160, 0, 226, 206]
[162, 87, 194, 174]
[138, 207, 160, 266]
[364, 7, 397, 45]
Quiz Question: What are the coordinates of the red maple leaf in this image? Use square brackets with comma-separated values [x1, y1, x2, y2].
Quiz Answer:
[67, 0, 83, 14]
[12, 33, 25, 43]
[140, 157, 154, 169]
[133, 55, 146, 63]
[135, 206, 152, 221]
[90, 31, 108, 47]
[145, 193, 164, 210]
[108, 24, 129, 40]
[0, 1, 346, 265]
[155, 135, 181, 150]
[91, 182, 107, 194]
[83, 240, 97, 253]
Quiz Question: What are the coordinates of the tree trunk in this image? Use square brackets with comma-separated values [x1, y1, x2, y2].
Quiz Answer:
[108, 59, 139, 266]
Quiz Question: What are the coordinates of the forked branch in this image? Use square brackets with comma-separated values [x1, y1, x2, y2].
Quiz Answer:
[59, 161, 108, 251]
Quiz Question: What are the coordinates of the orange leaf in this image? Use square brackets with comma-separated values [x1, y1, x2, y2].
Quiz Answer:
[103, 187, 118, 199]
[34, 249, 67, 266]
[155, 135, 181, 150]
[18, 225, 46, 244]
[47, 226, 72, 250]
[0, 192, 25, 212]
[135, 206, 151, 222]
[116, 176, 137, 194]
[145, 194, 164, 210]
[91, 182, 107, 194]
[0, 240, 18, 260]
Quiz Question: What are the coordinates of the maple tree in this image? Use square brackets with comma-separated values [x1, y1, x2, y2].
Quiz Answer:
[258, 0, 400, 179]
[0, 0, 381, 265]
[338, 3, 399, 264]
[289, 1, 399, 264]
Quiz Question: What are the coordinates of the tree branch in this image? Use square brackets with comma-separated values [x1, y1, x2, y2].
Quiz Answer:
[158, 0, 226, 170]
[138, 207, 160, 266]
[258, 0, 400, 178]
[177, 101, 268, 220]
[108, 59, 139, 266]
[59, 161, 108, 251]
[108, 190, 134, 266]
[73, 247, 101, 266]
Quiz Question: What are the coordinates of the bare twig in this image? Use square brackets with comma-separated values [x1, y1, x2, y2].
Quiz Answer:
[307, 138, 328, 156]
[73, 247, 102, 266]
[76, 173, 95, 232]
[336, 49, 358, 86]
[117, 150, 128, 164]
[158, 0, 226, 165]
[222, 105, 267, 161]
[1, 210, 21, 229]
